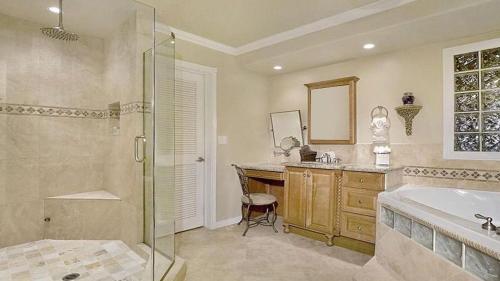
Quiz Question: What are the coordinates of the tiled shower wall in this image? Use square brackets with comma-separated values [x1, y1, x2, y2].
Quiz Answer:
[101, 10, 153, 250]
[0, 11, 149, 249]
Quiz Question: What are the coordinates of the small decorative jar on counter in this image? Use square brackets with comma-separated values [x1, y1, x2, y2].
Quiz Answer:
[402, 92, 415, 105]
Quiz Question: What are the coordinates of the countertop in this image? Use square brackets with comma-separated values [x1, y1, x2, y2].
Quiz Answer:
[342, 164, 404, 173]
[238, 163, 286, 173]
[239, 162, 403, 174]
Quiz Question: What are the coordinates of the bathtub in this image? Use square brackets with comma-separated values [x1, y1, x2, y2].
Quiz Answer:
[378, 184, 500, 257]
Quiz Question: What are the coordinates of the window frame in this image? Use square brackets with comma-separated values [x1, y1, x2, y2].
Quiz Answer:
[443, 38, 500, 160]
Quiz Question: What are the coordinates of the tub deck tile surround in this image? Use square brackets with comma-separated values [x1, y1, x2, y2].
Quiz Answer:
[380, 206, 500, 281]
[381, 207, 394, 228]
[394, 213, 412, 238]
[465, 245, 500, 281]
[435, 231, 463, 266]
[412, 221, 433, 250]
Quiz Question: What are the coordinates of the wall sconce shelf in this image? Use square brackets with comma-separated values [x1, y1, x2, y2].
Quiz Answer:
[395, 105, 422, 136]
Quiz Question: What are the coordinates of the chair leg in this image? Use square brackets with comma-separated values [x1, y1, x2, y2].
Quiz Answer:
[265, 207, 270, 223]
[271, 203, 278, 233]
[242, 204, 251, 236]
[237, 204, 245, 225]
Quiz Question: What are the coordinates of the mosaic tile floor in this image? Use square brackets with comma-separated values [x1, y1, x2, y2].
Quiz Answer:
[0, 240, 146, 281]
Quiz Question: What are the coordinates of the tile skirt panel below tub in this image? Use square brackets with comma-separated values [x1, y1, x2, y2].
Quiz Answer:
[379, 205, 500, 281]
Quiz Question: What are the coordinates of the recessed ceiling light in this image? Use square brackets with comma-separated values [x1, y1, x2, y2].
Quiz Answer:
[363, 43, 375, 49]
[273, 65, 283, 70]
[48, 6, 60, 14]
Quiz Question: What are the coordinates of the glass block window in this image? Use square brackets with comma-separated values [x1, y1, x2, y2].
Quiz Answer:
[453, 46, 500, 153]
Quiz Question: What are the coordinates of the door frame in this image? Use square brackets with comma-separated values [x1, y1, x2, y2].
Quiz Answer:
[175, 60, 218, 229]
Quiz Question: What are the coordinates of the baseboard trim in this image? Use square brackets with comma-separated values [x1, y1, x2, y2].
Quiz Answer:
[212, 216, 242, 229]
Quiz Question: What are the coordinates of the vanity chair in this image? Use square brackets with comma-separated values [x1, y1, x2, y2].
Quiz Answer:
[232, 164, 278, 236]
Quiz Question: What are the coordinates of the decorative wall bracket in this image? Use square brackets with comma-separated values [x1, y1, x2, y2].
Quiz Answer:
[395, 105, 422, 136]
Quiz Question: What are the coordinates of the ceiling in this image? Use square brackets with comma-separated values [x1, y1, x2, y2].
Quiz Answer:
[144, 0, 500, 74]
[0, 0, 141, 38]
[2, 0, 500, 75]
[237, 0, 500, 74]
[147, 0, 379, 47]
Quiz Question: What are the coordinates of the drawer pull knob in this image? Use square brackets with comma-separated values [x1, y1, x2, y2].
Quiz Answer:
[357, 226, 362, 231]
[359, 178, 365, 183]
[358, 200, 362, 204]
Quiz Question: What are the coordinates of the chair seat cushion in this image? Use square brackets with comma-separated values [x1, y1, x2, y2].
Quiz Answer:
[241, 193, 277, 206]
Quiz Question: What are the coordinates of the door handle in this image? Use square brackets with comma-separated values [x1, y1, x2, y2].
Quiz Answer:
[135, 136, 146, 162]
[196, 157, 205, 162]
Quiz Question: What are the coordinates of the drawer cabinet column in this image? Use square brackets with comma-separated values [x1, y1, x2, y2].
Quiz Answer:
[340, 171, 385, 244]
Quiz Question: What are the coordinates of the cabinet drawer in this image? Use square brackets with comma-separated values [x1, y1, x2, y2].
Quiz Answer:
[342, 187, 379, 217]
[343, 171, 384, 190]
[245, 169, 284, 181]
[341, 212, 376, 243]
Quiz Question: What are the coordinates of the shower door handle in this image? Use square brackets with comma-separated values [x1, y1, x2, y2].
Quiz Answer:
[135, 136, 146, 162]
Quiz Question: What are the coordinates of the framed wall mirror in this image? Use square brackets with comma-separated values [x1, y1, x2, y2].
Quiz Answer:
[305, 76, 358, 144]
[270, 110, 304, 147]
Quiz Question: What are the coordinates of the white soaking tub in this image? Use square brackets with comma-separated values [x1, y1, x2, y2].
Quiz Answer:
[378, 184, 500, 257]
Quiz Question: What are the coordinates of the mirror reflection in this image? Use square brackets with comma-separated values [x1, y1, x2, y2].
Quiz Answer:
[270, 110, 304, 147]
[306, 76, 359, 144]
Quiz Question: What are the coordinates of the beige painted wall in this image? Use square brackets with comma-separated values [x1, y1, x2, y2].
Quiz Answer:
[269, 32, 500, 177]
[174, 39, 271, 221]
[269, 33, 500, 190]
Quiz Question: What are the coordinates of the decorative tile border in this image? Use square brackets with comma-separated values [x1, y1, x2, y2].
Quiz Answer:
[381, 204, 500, 281]
[0, 103, 111, 119]
[0, 102, 150, 119]
[120, 102, 151, 115]
[403, 165, 500, 183]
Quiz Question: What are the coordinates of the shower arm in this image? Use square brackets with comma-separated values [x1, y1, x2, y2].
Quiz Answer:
[58, 0, 64, 28]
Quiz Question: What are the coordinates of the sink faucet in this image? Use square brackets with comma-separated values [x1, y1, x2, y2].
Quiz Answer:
[317, 153, 341, 165]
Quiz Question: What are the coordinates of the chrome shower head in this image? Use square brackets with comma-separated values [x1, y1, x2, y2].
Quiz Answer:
[41, 26, 79, 41]
[41, 0, 79, 41]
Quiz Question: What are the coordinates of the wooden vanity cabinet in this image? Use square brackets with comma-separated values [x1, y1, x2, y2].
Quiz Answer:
[283, 167, 340, 246]
[283, 166, 401, 254]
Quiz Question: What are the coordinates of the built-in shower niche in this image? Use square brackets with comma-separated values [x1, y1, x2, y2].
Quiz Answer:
[108, 101, 121, 136]
[43, 191, 122, 241]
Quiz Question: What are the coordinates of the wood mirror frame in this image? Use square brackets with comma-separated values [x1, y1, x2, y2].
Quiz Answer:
[305, 76, 359, 145]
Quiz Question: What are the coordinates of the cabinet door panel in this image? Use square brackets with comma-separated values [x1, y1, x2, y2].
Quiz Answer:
[306, 169, 337, 234]
[284, 168, 306, 227]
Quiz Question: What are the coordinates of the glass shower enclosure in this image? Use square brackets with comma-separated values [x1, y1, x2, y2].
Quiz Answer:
[143, 34, 177, 280]
[0, 0, 175, 280]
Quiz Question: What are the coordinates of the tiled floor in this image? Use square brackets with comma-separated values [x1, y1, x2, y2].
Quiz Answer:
[176, 218, 372, 281]
[0, 240, 146, 281]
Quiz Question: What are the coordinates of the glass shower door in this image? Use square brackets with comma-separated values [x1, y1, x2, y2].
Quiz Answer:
[143, 33, 176, 280]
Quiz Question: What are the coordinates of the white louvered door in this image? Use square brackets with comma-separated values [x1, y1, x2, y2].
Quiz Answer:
[174, 68, 205, 232]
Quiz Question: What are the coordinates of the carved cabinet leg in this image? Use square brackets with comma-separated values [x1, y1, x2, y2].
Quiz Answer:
[283, 223, 290, 233]
[325, 235, 334, 246]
